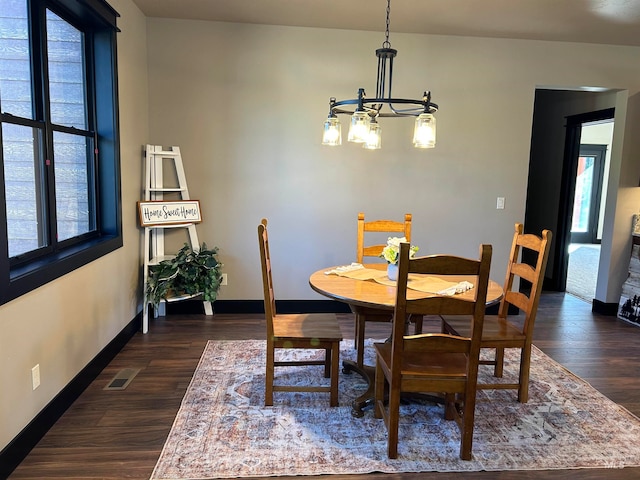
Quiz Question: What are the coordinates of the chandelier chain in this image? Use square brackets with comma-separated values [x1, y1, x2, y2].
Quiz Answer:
[383, 0, 391, 48]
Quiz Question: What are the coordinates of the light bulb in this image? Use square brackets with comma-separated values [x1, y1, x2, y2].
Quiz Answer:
[363, 121, 381, 150]
[322, 116, 342, 146]
[348, 111, 370, 143]
[413, 113, 436, 149]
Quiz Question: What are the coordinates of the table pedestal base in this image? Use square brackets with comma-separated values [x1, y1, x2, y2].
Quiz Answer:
[342, 359, 375, 417]
[343, 358, 447, 418]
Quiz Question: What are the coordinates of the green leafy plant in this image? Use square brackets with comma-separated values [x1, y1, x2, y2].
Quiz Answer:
[146, 242, 223, 308]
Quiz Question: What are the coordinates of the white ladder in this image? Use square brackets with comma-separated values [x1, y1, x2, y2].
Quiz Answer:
[142, 145, 213, 333]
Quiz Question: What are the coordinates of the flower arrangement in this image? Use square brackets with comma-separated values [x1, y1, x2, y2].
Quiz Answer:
[380, 236, 419, 264]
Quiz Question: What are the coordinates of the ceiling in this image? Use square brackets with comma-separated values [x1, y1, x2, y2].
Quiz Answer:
[129, 0, 640, 47]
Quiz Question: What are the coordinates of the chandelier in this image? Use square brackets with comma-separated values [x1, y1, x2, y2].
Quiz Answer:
[321, 0, 438, 150]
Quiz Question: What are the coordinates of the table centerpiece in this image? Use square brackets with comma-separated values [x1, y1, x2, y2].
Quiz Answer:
[380, 236, 419, 280]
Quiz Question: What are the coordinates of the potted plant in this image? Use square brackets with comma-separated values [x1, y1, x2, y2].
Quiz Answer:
[145, 242, 223, 308]
[380, 237, 419, 281]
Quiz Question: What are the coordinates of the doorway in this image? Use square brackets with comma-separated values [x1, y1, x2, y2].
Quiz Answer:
[565, 141, 609, 300]
[561, 112, 614, 301]
[524, 88, 621, 306]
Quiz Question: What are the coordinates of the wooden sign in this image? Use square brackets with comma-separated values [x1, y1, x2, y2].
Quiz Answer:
[138, 200, 202, 226]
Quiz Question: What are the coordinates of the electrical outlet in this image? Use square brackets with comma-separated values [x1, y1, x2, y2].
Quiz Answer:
[496, 197, 505, 210]
[32, 364, 40, 390]
[221, 273, 228, 286]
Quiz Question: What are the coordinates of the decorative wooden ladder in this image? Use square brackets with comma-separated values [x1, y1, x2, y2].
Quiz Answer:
[142, 145, 212, 333]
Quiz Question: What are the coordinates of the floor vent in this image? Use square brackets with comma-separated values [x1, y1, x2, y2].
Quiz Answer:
[104, 368, 141, 390]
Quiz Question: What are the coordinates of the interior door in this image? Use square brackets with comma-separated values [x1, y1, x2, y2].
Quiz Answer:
[570, 144, 606, 244]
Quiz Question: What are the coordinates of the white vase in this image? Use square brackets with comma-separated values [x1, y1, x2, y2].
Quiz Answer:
[387, 263, 398, 281]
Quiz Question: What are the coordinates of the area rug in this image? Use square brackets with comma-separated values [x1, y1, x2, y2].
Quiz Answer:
[150, 339, 640, 479]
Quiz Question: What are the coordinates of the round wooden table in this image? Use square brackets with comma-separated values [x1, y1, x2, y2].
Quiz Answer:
[309, 263, 503, 416]
[310, 264, 503, 310]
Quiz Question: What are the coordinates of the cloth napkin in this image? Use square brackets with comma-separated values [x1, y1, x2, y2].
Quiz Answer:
[325, 264, 388, 281]
[324, 263, 365, 275]
[435, 280, 474, 296]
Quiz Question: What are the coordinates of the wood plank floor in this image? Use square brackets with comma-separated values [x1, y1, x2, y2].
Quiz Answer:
[8, 292, 640, 479]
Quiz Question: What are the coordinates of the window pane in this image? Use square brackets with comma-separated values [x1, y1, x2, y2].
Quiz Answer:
[3, 123, 46, 257]
[0, 0, 34, 118]
[53, 131, 93, 241]
[46, 9, 87, 129]
[0, 0, 121, 305]
[571, 155, 595, 233]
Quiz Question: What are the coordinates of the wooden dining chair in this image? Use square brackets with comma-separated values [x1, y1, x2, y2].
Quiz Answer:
[356, 212, 413, 264]
[258, 219, 343, 407]
[374, 242, 492, 460]
[442, 223, 552, 403]
[353, 212, 421, 367]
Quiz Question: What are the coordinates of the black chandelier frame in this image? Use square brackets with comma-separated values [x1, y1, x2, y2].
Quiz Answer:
[326, 0, 439, 121]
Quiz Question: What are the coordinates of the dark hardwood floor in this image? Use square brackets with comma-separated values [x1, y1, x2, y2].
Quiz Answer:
[8, 292, 640, 479]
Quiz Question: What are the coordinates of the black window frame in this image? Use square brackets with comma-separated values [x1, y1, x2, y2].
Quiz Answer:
[0, 0, 121, 305]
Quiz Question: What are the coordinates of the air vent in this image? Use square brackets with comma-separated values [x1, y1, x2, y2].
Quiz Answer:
[103, 368, 141, 390]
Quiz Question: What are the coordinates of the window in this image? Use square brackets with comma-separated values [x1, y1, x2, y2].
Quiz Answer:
[0, 0, 121, 305]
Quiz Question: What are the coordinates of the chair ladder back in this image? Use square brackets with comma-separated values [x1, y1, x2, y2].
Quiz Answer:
[388, 244, 414, 374]
[390, 248, 410, 360]
[467, 245, 492, 358]
[404, 333, 471, 353]
[521, 228, 552, 337]
[257, 218, 343, 408]
[458, 245, 493, 411]
[258, 219, 276, 338]
[408, 253, 485, 276]
[391, 243, 492, 371]
[510, 262, 537, 284]
[407, 251, 491, 318]
[503, 290, 530, 312]
[407, 297, 478, 316]
[498, 223, 523, 318]
[499, 223, 552, 334]
[439, 223, 552, 405]
[357, 212, 412, 263]
[376, 241, 492, 460]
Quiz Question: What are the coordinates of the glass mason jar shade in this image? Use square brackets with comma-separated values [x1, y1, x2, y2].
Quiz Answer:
[322, 116, 342, 146]
[413, 113, 436, 148]
[363, 120, 382, 150]
[348, 111, 371, 143]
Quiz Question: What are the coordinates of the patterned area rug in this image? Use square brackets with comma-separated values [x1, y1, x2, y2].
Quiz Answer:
[150, 339, 640, 479]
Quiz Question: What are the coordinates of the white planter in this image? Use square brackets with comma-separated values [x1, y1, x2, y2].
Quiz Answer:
[387, 263, 398, 281]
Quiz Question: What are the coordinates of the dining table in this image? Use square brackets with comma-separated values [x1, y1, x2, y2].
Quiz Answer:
[309, 262, 504, 417]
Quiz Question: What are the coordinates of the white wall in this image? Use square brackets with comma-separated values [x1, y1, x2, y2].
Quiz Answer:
[145, 19, 640, 303]
[0, 0, 148, 452]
